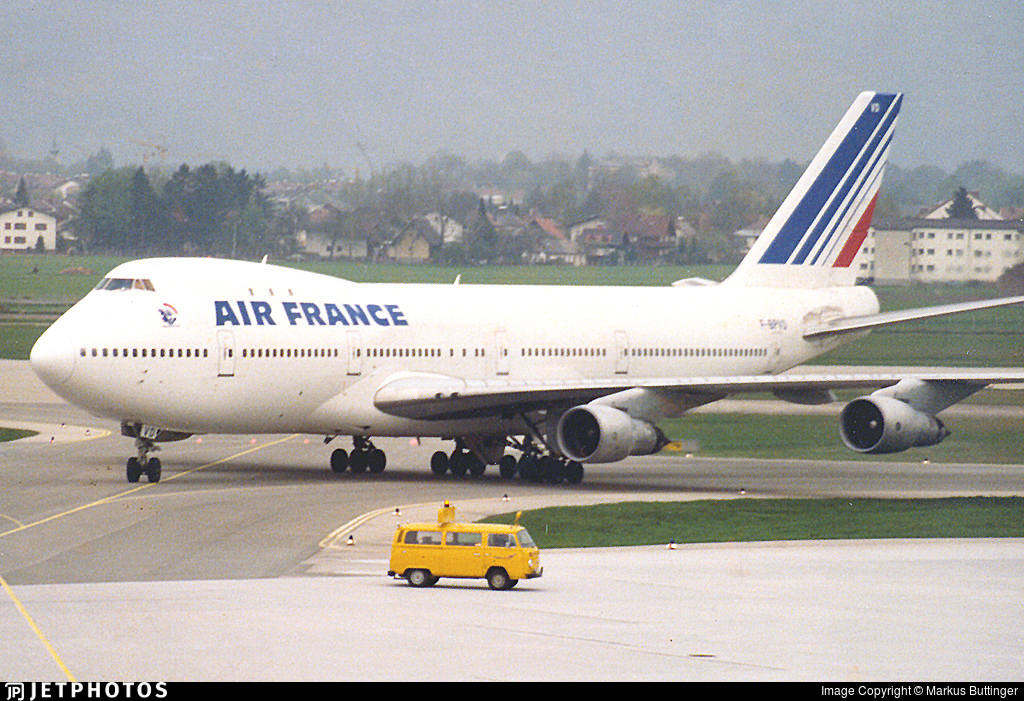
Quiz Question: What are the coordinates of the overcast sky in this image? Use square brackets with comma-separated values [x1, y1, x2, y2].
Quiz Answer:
[3, 0, 1023, 174]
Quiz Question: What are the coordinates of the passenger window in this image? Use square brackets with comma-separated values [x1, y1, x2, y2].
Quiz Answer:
[445, 532, 482, 547]
[488, 533, 515, 548]
[405, 530, 442, 545]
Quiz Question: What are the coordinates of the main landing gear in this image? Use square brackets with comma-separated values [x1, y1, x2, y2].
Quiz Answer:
[504, 436, 584, 485]
[429, 436, 585, 485]
[126, 437, 162, 483]
[329, 436, 387, 474]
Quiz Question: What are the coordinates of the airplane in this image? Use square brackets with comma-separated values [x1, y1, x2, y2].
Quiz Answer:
[30, 91, 1024, 485]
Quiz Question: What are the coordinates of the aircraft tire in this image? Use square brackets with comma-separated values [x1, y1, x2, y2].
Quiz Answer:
[367, 449, 386, 473]
[467, 454, 486, 478]
[448, 452, 468, 478]
[349, 451, 368, 473]
[146, 457, 162, 483]
[540, 456, 561, 484]
[498, 454, 517, 479]
[126, 457, 142, 483]
[565, 460, 584, 485]
[430, 451, 448, 475]
[330, 448, 349, 473]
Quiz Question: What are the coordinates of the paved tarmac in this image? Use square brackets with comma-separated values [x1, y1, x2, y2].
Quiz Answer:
[1, 360, 1022, 681]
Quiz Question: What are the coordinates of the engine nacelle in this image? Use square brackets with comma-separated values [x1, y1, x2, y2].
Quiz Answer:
[556, 405, 666, 463]
[839, 396, 950, 454]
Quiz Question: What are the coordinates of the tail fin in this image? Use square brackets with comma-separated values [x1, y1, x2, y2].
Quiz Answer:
[724, 92, 903, 288]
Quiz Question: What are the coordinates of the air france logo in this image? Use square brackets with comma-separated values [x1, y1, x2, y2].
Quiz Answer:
[214, 300, 408, 327]
[159, 303, 179, 326]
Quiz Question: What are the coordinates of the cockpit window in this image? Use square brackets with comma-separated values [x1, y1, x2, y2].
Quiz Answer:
[94, 277, 155, 292]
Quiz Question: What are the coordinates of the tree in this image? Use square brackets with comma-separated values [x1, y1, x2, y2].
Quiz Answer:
[946, 186, 978, 219]
[15, 177, 30, 207]
[76, 168, 134, 252]
[129, 167, 166, 251]
[998, 262, 1024, 296]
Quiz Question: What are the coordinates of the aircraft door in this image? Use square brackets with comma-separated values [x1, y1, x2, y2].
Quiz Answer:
[217, 330, 236, 377]
[614, 331, 629, 375]
[346, 330, 362, 376]
[494, 330, 509, 376]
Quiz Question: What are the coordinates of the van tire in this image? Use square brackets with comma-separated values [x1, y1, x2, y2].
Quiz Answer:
[406, 569, 433, 587]
[486, 568, 515, 591]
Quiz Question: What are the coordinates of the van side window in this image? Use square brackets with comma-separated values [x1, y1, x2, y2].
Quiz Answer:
[488, 533, 515, 548]
[445, 532, 482, 546]
[405, 530, 441, 545]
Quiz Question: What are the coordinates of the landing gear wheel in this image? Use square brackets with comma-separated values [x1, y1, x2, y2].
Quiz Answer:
[145, 457, 162, 483]
[498, 454, 517, 479]
[518, 455, 540, 482]
[367, 448, 387, 474]
[330, 448, 349, 473]
[430, 451, 449, 475]
[467, 454, 486, 478]
[565, 460, 584, 485]
[349, 450, 367, 473]
[126, 457, 142, 483]
[448, 451, 468, 477]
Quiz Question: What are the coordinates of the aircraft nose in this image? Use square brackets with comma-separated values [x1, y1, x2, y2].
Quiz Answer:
[30, 324, 76, 388]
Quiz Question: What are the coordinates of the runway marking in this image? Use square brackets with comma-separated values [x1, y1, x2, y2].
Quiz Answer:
[1, 513, 25, 528]
[0, 573, 77, 681]
[0, 435, 297, 540]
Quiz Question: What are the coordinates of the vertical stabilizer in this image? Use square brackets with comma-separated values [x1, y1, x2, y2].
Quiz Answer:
[724, 92, 902, 288]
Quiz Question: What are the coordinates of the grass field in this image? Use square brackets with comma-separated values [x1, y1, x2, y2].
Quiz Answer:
[0, 428, 35, 442]
[484, 497, 1024, 548]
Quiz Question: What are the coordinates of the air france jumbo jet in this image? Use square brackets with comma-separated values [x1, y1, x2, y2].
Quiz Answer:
[31, 92, 1024, 484]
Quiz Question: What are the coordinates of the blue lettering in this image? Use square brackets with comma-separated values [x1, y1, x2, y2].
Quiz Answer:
[251, 301, 275, 326]
[366, 304, 389, 326]
[282, 301, 303, 325]
[344, 304, 370, 325]
[325, 303, 349, 326]
[301, 302, 326, 325]
[236, 301, 252, 325]
[385, 304, 408, 326]
[215, 300, 240, 326]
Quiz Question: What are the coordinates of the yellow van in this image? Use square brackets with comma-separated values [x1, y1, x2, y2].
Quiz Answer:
[388, 502, 542, 590]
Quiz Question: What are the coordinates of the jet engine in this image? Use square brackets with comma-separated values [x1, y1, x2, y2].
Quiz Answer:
[839, 396, 950, 454]
[556, 404, 666, 463]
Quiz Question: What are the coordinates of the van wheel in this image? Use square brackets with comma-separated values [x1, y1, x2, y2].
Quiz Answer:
[407, 569, 433, 587]
[486, 568, 515, 590]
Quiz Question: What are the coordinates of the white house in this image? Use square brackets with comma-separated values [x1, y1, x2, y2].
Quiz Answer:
[1, 208, 58, 252]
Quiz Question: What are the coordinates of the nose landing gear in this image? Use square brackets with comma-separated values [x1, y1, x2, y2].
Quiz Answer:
[126, 437, 161, 483]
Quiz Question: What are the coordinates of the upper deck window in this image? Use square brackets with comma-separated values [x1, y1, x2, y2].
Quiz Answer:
[94, 277, 156, 292]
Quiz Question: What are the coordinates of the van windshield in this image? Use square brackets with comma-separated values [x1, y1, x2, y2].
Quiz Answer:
[516, 529, 536, 548]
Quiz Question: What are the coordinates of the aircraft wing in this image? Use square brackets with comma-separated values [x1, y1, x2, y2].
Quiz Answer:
[373, 368, 1024, 421]
[803, 295, 1024, 339]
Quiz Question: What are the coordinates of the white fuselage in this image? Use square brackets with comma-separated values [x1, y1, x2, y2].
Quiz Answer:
[31, 258, 879, 438]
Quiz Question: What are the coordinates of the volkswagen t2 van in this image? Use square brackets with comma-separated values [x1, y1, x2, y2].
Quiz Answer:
[388, 502, 542, 590]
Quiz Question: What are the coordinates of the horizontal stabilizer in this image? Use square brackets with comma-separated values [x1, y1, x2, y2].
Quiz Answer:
[803, 295, 1024, 339]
